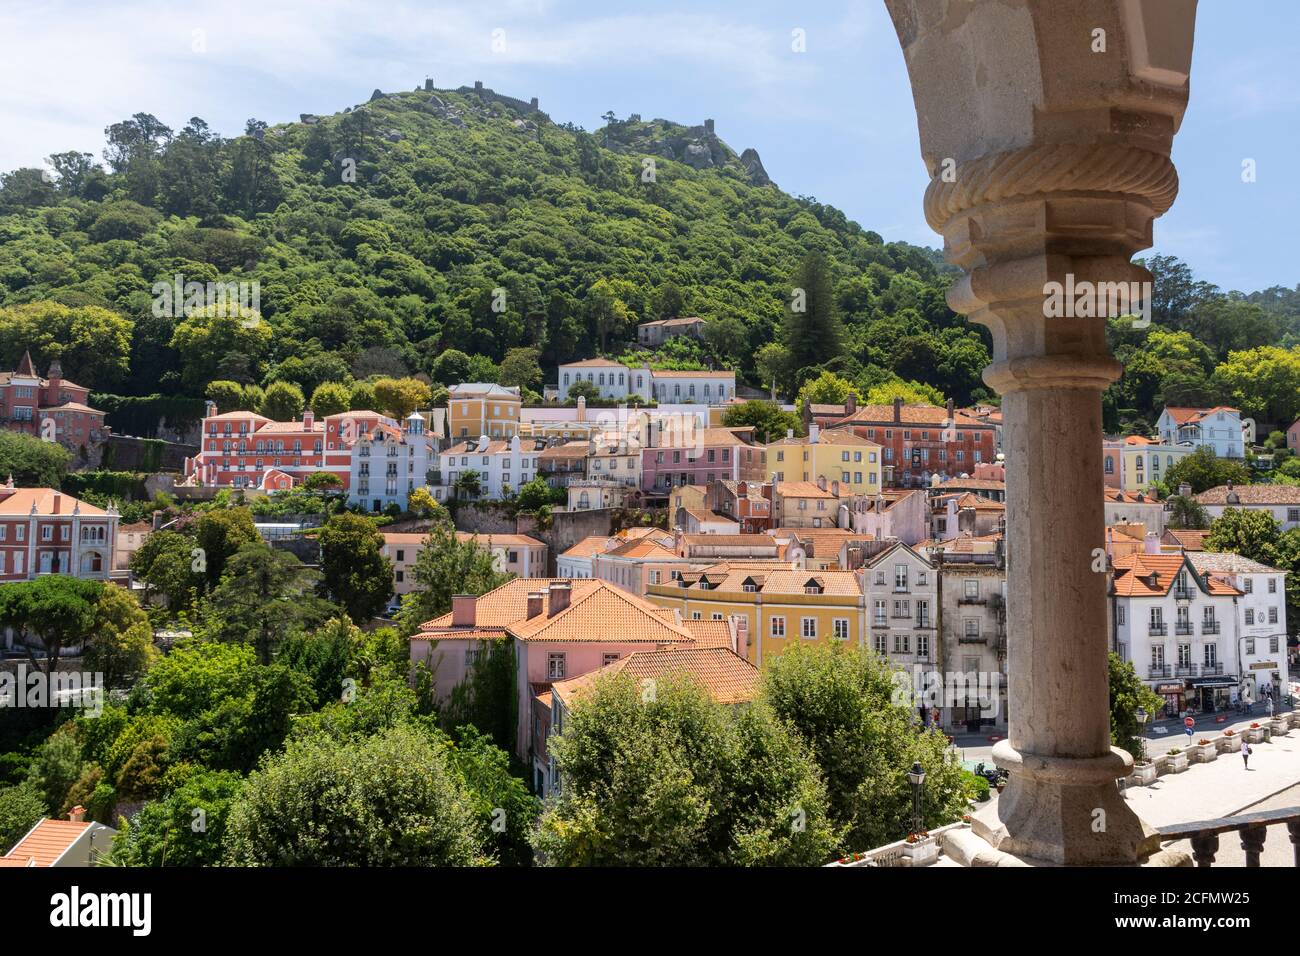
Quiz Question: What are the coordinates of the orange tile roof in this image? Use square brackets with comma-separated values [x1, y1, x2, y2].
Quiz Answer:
[1104, 489, 1160, 504]
[651, 369, 735, 378]
[1111, 553, 1241, 598]
[416, 578, 700, 645]
[603, 538, 677, 560]
[564, 357, 626, 368]
[1162, 529, 1210, 551]
[0, 488, 107, 517]
[561, 535, 616, 559]
[1165, 406, 1240, 425]
[679, 534, 781, 549]
[454, 532, 546, 549]
[0, 819, 97, 867]
[831, 404, 948, 426]
[551, 646, 758, 707]
[774, 481, 839, 499]
[670, 561, 863, 596]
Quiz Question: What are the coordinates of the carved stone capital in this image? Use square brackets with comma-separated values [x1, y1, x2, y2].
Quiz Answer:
[925, 142, 1179, 236]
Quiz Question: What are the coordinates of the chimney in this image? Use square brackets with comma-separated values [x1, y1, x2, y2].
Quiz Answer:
[451, 594, 477, 627]
[893, 397, 902, 423]
[526, 591, 544, 619]
[809, 423, 820, 443]
[786, 428, 793, 440]
[547, 582, 572, 616]
[205, 399, 217, 418]
[946, 398, 955, 420]
[52, 492, 61, 515]
[817, 475, 827, 492]
[1178, 482, 1192, 499]
[845, 393, 857, 415]
[47, 358, 63, 385]
[1145, 532, 1161, 555]
[152, 510, 165, 531]
[303, 409, 315, 430]
[69, 806, 85, 823]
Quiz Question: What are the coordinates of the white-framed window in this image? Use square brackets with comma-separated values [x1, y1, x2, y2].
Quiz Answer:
[770, 616, 786, 638]
[833, 618, 850, 641]
[801, 617, 817, 639]
[548, 653, 566, 679]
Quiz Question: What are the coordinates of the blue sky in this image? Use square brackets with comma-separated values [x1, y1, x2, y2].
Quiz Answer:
[1, 0, 1294, 293]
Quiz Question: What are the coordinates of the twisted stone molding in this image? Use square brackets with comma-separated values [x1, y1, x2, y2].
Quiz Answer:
[924, 142, 1179, 233]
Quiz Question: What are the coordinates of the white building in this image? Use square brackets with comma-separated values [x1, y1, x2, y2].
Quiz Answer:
[1186, 551, 1289, 702]
[1156, 406, 1245, 459]
[649, 369, 733, 405]
[557, 359, 645, 401]
[556, 359, 734, 405]
[348, 413, 432, 512]
[437, 434, 543, 501]
[1111, 550, 1243, 718]
[1103, 488, 1167, 536]
[1194, 483, 1300, 532]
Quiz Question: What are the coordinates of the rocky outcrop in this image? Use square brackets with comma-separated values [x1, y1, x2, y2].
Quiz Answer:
[739, 148, 771, 186]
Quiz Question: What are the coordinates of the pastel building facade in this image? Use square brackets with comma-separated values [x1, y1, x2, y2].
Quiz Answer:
[0, 483, 118, 583]
[1156, 406, 1245, 459]
[766, 425, 882, 496]
[0, 353, 109, 455]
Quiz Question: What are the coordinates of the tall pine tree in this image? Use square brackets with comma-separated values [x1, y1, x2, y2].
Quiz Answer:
[782, 251, 843, 378]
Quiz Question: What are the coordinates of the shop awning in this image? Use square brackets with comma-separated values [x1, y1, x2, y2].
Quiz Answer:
[1191, 677, 1237, 688]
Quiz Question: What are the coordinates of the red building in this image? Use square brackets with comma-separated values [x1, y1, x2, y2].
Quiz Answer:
[187, 404, 388, 490]
[0, 480, 119, 582]
[0, 352, 109, 455]
[809, 398, 996, 488]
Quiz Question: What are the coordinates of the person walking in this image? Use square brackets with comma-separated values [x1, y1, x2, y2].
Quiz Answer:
[1267, 694, 1275, 719]
[1242, 739, 1252, 770]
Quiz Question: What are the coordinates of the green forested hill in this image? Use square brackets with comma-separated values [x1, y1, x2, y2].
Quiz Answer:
[0, 84, 1296, 432]
[0, 85, 987, 406]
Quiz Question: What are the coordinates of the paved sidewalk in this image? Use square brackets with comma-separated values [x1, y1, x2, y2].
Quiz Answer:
[1124, 728, 1300, 865]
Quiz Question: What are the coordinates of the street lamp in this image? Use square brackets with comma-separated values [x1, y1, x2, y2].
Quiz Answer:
[1134, 706, 1149, 763]
[907, 761, 926, 837]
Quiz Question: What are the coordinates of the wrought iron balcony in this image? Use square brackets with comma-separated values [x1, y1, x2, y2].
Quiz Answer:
[1175, 624, 1194, 636]
[1173, 587, 1195, 601]
[1202, 622, 1220, 635]
[1157, 807, 1300, 867]
[1149, 664, 1171, 679]
[1149, 624, 1168, 636]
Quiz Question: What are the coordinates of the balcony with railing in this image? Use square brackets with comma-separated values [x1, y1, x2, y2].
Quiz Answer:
[1202, 621, 1220, 635]
[1149, 664, 1171, 679]
[1175, 623, 1194, 636]
[1173, 586, 1195, 601]
[1158, 808, 1300, 867]
[1149, 624, 1168, 637]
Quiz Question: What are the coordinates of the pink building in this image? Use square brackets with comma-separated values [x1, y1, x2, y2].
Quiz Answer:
[0, 352, 108, 454]
[640, 426, 765, 495]
[1288, 418, 1300, 455]
[186, 404, 387, 491]
[0, 480, 119, 582]
[411, 578, 740, 793]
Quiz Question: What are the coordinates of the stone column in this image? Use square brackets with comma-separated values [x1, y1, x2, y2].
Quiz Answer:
[886, 0, 1197, 864]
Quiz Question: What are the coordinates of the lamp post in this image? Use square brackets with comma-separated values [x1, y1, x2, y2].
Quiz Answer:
[907, 761, 926, 837]
[1134, 706, 1149, 763]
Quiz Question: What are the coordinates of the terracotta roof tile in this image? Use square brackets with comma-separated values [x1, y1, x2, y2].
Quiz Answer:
[552, 646, 758, 706]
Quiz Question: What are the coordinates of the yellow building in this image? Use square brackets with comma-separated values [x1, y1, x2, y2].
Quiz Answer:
[447, 383, 522, 440]
[644, 561, 866, 668]
[1120, 439, 1191, 492]
[765, 425, 881, 496]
